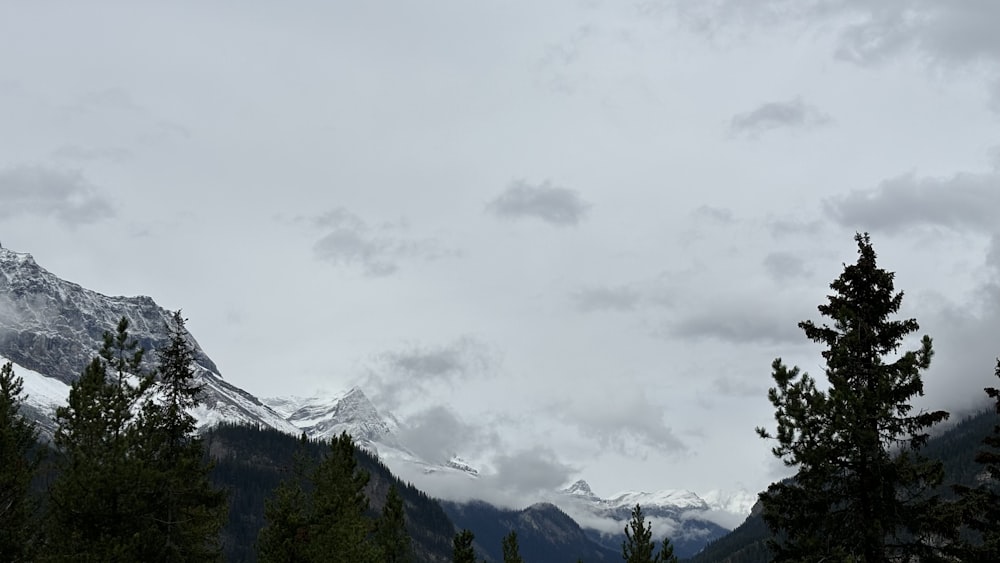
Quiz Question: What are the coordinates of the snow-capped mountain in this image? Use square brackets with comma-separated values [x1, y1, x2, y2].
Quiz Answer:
[0, 247, 297, 435]
[261, 390, 482, 478]
[262, 388, 401, 446]
[553, 479, 741, 557]
[0, 245, 480, 481]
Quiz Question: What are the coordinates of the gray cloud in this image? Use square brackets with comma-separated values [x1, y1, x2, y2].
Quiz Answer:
[0, 165, 115, 225]
[395, 405, 500, 464]
[572, 285, 641, 312]
[311, 208, 453, 276]
[389, 442, 577, 510]
[824, 172, 1000, 234]
[693, 205, 735, 224]
[763, 252, 810, 281]
[729, 98, 830, 137]
[693, 2, 1000, 105]
[52, 145, 133, 163]
[918, 234, 1000, 416]
[712, 376, 764, 398]
[365, 337, 499, 411]
[667, 302, 803, 346]
[486, 180, 591, 227]
[492, 447, 578, 493]
[378, 337, 496, 382]
[830, 1, 1000, 68]
[556, 387, 686, 456]
[767, 216, 825, 238]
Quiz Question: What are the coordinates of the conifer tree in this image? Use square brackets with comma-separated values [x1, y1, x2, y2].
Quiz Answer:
[258, 434, 312, 563]
[954, 358, 1000, 559]
[453, 529, 476, 563]
[0, 361, 39, 562]
[46, 317, 153, 561]
[622, 504, 677, 563]
[133, 311, 227, 562]
[259, 432, 377, 563]
[306, 431, 375, 562]
[502, 530, 524, 563]
[375, 483, 413, 563]
[757, 233, 954, 562]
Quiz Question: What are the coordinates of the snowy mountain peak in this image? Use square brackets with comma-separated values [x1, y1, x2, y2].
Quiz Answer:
[0, 247, 298, 436]
[562, 480, 598, 500]
[262, 386, 398, 446]
[0, 246, 34, 265]
[605, 489, 708, 511]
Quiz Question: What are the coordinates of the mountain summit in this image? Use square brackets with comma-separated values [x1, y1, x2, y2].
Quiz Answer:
[0, 246, 296, 435]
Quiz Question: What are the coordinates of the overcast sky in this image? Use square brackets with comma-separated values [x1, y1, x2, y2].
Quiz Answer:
[2, 0, 1000, 504]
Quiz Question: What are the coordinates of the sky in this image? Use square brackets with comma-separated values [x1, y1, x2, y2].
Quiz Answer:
[2, 0, 1000, 507]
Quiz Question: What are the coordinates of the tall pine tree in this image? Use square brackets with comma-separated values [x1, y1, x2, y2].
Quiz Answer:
[757, 233, 954, 562]
[375, 483, 413, 563]
[46, 317, 153, 561]
[954, 358, 1000, 559]
[452, 529, 476, 563]
[307, 431, 375, 562]
[501, 530, 524, 563]
[259, 431, 377, 563]
[622, 504, 678, 563]
[0, 361, 39, 562]
[133, 311, 227, 562]
[258, 434, 312, 563]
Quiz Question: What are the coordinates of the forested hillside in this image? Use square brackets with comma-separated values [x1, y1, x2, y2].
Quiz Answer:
[206, 423, 456, 562]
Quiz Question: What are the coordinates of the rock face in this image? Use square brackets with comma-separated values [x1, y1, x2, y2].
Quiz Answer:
[0, 247, 297, 435]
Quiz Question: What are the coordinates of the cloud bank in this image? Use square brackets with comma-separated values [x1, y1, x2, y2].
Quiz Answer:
[0, 165, 114, 226]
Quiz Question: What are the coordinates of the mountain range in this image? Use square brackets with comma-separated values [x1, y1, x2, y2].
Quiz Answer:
[0, 246, 753, 558]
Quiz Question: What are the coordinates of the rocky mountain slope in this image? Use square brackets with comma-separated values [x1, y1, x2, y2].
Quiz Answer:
[0, 247, 297, 435]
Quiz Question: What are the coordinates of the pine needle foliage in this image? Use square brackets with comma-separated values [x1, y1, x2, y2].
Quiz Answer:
[502, 530, 524, 563]
[0, 361, 39, 562]
[45, 317, 153, 561]
[453, 529, 476, 563]
[375, 483, 414, 563]
[954, 358, 1000, 559]
[757, 233, 955, 562]
[622, 504, 679, 563]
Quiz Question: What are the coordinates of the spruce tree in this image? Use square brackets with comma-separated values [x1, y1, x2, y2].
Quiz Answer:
[954, 358, 1000, 559]
[258, 434, 312, 563]
[375, 483, 413, 563]
[46, 317, 153, 561]
[306, 431, 375, 562]
[622, 504, 677, 563]
[756, 233, 953, 562]
[501, 530, 524, 563]
[453, 529, 476, 563]
[133, 311, 227, 562]
[0, 361, 39, 562]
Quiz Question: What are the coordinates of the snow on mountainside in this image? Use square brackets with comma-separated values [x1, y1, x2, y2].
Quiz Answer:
[553, 479, 743, 556]
[262, 390, 482, 478]
[262, 388, 401, 445]
[0, 247, 297, 436]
